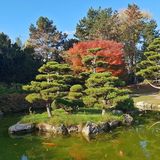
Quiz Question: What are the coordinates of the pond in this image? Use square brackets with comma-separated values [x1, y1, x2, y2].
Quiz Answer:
[0, 114, 160, 160]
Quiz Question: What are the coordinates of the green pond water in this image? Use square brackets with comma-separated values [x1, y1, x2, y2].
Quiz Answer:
[1, 114, 160, 160]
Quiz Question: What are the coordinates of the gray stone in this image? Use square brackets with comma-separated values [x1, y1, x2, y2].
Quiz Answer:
[99, 122, 110, 132]
[108, 120, 122, 129]
[82, 122, 99, 137]
[67, 125, 79, 133]
[123, 114, 133, 125]
[8, 123, 35, 134]
[36, 123, 68, 135]
[135, 101, 154, 111]
[36, 123, 53, 132]
[54, 124, 68, 135]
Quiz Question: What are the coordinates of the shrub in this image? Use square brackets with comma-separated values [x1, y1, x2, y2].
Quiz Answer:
[115, 97, 134, 111]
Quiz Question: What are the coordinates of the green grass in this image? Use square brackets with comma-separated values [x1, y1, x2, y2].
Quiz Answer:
[20, 108, 123, 126]
[133, 94, 160, 105]
[128, 83, 160, 106]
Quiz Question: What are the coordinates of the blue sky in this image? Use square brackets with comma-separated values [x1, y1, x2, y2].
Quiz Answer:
[0, 0, 159, 42]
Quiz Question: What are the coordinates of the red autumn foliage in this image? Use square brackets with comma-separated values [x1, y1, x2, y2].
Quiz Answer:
[67, 40, 126, 76]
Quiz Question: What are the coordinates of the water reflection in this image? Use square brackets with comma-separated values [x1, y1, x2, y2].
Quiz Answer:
[2, 115, 160, 160]
[20, 155, 28, 160]
[139, 140, 150, 159]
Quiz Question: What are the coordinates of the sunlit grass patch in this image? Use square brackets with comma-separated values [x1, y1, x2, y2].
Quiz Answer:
[21, 108, 122, 126]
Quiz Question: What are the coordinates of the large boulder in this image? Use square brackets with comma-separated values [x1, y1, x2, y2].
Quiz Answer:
[36, 123, 68, 135]
[82, 122, 100, 137]
[8, 123, 35, 134]
[36, 123, 53, 132]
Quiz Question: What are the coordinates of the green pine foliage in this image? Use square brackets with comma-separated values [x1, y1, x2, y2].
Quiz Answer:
[67, 84, 84, 110]
[83, 72, 133, 112]
[82, 48, 108, 73]
[137, 38, 160, 81]
[23, 61, 74, 117]
[68, 84, 83, 100]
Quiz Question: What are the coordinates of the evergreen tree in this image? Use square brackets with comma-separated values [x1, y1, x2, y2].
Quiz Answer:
[83, 72, 132, 115]
[82, 48, 103, 73]
[74, 4, 159, 83]
[141, 20, 160, 52]
[27, 16, 67, 62]
[75, 7, 119, 41]
[23, 61, 74, 117]
[137, 38, 160, 89]
[0, 32, 41, 84]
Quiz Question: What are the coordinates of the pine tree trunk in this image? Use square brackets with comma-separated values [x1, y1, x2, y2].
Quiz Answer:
[46, 103, 52, 117]
[102, 108, 106, 116]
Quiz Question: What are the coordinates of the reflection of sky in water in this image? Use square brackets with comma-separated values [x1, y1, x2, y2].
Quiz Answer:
[21, 155, 28, 160]
[139, 140, 150, 160]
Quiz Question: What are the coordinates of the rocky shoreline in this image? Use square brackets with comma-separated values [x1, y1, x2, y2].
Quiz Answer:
[8, 114, 133, 137]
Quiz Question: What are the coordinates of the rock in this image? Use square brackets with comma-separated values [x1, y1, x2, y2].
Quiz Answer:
[36, 123, 68, 135]
[108, 120, 122, 129]
[54, 124, 68, 135]
[36, 123, 53, 132]
[67, 125, 79, 134]
[112, 110, 123, 115]
[0, 111, 3, 116]
[135, 101, 146, 110]
[9, 123, 35, 134]
[99, 122, 110, 132]
[135, 101, 153, 111]
[123, 114, 133, 125]
[82, 122, 99, 137]
[77, 124, 83, 132]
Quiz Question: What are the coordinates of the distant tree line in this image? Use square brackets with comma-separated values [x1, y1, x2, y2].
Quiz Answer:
[0, 3, 159, 85]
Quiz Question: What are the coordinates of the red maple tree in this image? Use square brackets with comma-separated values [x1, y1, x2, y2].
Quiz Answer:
[67, 40, 126, 76]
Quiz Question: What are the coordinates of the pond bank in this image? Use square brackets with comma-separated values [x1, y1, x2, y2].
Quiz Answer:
[8, 113, 133, 137]
[1, 112, 160, 160]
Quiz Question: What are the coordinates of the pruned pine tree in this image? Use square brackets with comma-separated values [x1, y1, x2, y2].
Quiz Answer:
[23, 61, 73, 117]
[83, 72, 131, 115]
[137, 38, 160, 89]
[82, 48, 103, 73]
[67, 41, 125, 76]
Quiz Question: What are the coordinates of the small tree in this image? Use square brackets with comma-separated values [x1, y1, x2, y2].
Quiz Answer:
[137, 38, 160, 89]
[82, 48, 103, 73]
[23, 61, 73, 117]
[83, 72, 132, 115]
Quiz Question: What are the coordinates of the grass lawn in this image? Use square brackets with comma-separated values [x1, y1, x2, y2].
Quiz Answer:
[128, 83, 160, 105]
[20, 108, 123, 126]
